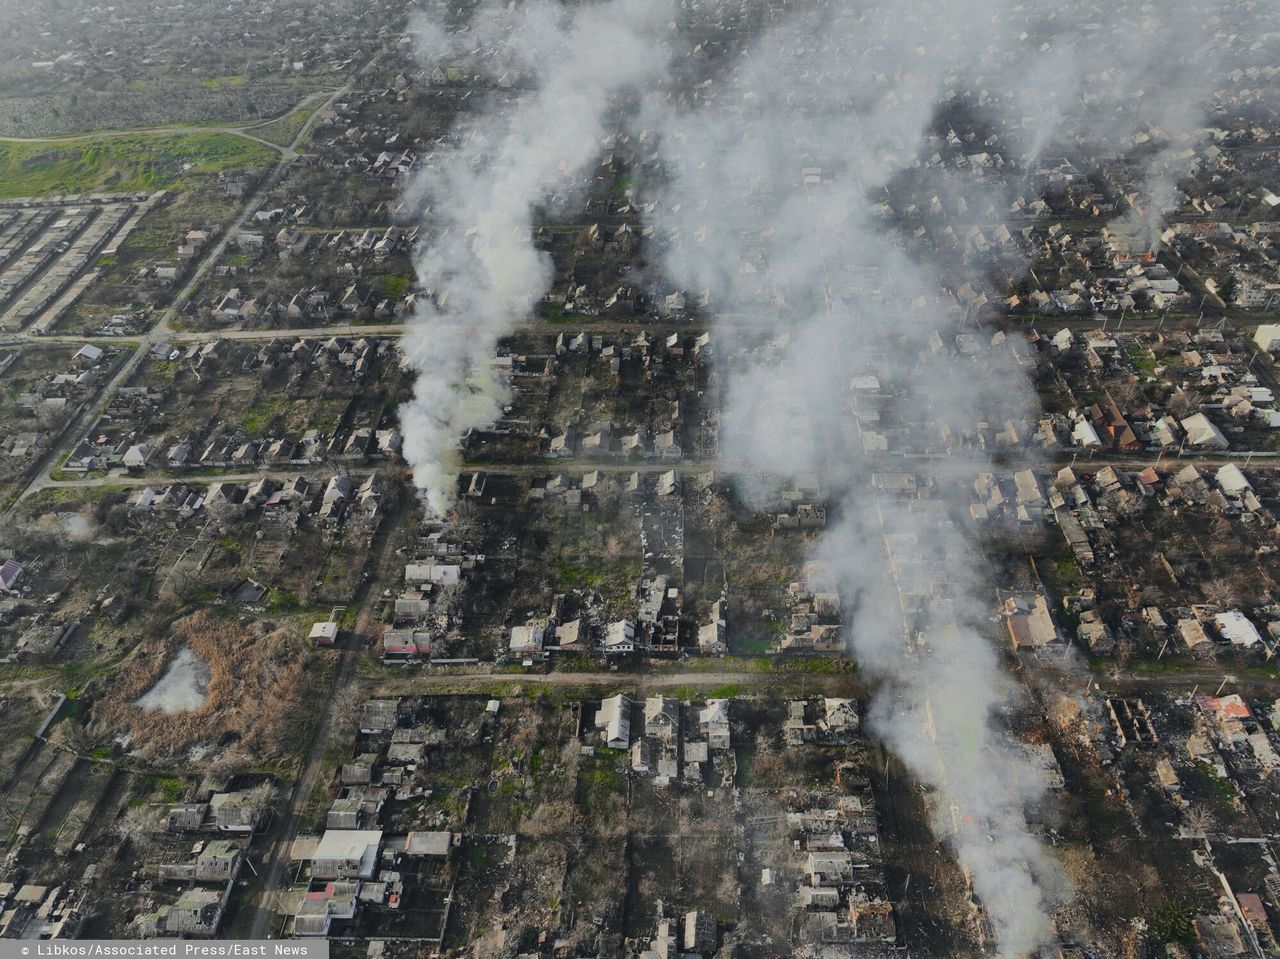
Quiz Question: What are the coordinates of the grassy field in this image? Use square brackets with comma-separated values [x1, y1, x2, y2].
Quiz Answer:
[250, 98, 324, 147]
[0, 132, 275, 198]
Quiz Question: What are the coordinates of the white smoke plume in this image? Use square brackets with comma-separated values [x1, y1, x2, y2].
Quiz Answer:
[400, 0, 674, 512]
[395, 0, 1244, 949]
[635, 8, 1058, 952]
[632, 0, 1237, 953]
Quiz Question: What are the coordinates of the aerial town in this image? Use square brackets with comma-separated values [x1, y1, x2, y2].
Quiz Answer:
[2, 0, 1280, 957]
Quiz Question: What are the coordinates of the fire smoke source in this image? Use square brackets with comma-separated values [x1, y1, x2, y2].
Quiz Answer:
[400, 0, 673, 513]
[396, 0, 1240, 949]
[633, 0, 1232, 952]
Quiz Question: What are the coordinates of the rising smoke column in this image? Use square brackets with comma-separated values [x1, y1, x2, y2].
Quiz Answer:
[1002, 1, 1232, 250]
[400, 0, 673, 513]
[636, 2, 1052, 953]
[391, 0, 1241, 946]
[635, 0, 1242, 951]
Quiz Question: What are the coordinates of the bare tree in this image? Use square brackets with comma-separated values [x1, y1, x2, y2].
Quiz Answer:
[1167, 388, 1199, 419]
[1100, 489, 1146, 522]
[450, 499, 481, 539]
[1184, 803, 1217, 836]
[113, 803, 161, 853]
[1202, 577, 1240, 608]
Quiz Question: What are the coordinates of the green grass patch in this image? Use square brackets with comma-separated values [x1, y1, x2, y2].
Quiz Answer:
[155, 776, 186, 803]
[554, 559, 610, 589]
[0, 132, 274, 198]
[250, 98, 323, 148]
[1127, 346, 1157, 374]
[1100, 654, 1280, 682]
[379, 273, 412, 299]
[267, 590, 304, 614]
[199, 75, 247, 89]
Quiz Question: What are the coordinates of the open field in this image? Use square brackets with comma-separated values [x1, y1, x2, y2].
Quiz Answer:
[249, 98, 327, 148]
[0, 133, 276, 199]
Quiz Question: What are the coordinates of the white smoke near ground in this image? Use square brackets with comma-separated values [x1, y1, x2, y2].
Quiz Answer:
[400, 0, 674, 512]
[635, 7, 1059, 952]
[632, 0, 1235, 953]
[998, 2, 1233, 251]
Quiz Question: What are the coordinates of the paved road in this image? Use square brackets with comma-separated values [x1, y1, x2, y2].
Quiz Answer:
[362, 661, 1277, 700]
[34, 467, 376, 492]
[18, 441, 1280, 503]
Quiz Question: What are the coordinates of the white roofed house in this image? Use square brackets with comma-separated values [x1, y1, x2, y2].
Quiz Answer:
[602, 618, 636, 654]
[509, 622, 546, 658]
[1071, 417, 1102, 448]
[122, 443, 153, 469]
[404, 563, 462, 587]
[311, 829, 383, 880]
[1012, 468, 1047, 518]
[74, 343, 104, 367]
[310, 620, 339, 647]
[1214, 611, 1262, 649]
[319, 474, 352, 523]
[1216, 463, 1252, 497]
[1179, 412, 1229, 450]
[595, 694, 632, 749]
[1150, 416, 1181, 448]
[1255, 324, 1280, 352]
[699, 699, 731, 751]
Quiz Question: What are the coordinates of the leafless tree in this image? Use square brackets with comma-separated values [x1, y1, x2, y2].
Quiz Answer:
[1184, 803, 1217, 836]
[1167, 388, 1199, 419]
[1202, 577, 1240, 608]
[113, 803, 160, 852]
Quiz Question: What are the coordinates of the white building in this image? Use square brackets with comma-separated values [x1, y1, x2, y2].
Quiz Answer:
[1214, 611, 1262, 649]
[1253, 324, 1280, 351]
[1216, 463, 1252, 496]
[311, 829, 383, 880]
[596, 694, 632, 749]
[602, 619, 636, 654]
[1180, 413, 1229, 450]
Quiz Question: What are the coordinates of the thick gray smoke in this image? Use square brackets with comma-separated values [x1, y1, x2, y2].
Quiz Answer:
[401, 0, 673, 512]
[1012, 5, 1231, 251]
